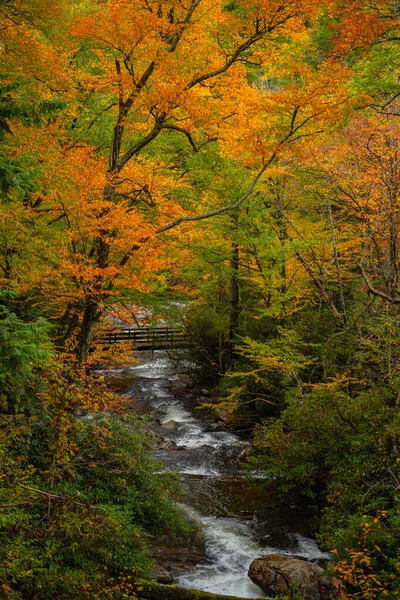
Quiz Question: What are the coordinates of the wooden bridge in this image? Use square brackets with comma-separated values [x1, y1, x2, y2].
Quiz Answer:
[100, 326, 192, 351]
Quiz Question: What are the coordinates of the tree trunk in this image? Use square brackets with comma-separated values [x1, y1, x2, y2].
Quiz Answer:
[56, 302, 80, 347]
[272, 192, 288, 295]
[227, 241, 240, 365]
[76, 299, 99, 364]
[75, 190, 113, 363]
[326, 199, 347, 323]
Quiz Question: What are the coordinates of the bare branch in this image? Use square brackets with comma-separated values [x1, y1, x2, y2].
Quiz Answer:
[186, 14, 292, 89]
[161, 124, 217, 152]
[162, 124, 198, 151]
[236, 397, 279, 407]
[18, 484, 100, 509]
[0, 500, 34, 508]
[117, 113, 166, 171]
[357, 260, 400, 303]
[155, 160, 272, 234]
[187, 31, 265, 89]
[116, 159, 273, 271]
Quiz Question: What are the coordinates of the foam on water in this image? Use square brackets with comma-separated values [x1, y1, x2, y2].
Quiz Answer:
[135, 369, 244, 449]
[172, 465, 222, 477]
[140, 380, 174, 399]
[174, 425, 242, 449]
[176, 505, 329, 598]
[293, 534, 331, 560]
[159, 403, 191, 423]
[159, 406, 242, 449]
[130, 351, 172, 379]
[177, 505, 268, 598]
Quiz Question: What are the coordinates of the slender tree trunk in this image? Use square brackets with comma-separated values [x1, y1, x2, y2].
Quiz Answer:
[227, 240, 240, 366]
[326, 199, 347, 323]
[388, 188, 399, 300]
[272, 191, 288, 296]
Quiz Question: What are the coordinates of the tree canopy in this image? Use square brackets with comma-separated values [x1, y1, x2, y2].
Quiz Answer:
[1, 0, 400, 598]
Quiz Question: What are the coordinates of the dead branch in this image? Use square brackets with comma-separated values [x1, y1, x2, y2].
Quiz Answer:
[357, 260, 400, 304]
[17, 485, 100, 510]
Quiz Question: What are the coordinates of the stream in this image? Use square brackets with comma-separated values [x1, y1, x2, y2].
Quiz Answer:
[110, 350, 330, 599]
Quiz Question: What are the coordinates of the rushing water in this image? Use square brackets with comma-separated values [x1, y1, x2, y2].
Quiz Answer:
[111, 351, 329, 599]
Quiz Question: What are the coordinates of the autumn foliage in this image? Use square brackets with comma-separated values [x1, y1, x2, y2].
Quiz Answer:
[2, 0, 400, 597]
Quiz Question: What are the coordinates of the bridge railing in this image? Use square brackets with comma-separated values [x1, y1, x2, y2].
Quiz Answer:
[99, 326, 191, 349]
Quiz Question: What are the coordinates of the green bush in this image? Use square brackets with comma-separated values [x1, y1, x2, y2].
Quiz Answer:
[0, 301, 187, 599]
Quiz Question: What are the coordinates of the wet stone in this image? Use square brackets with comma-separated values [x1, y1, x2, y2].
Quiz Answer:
[150, 565, 174, 584]
[248, 555, 335, 600]
[162, 420, 178, 429]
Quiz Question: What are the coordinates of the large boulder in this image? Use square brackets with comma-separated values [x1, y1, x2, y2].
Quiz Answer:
[248, 554, 337, 600]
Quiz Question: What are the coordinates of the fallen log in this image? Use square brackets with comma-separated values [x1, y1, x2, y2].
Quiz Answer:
[135, 579, 265, 600]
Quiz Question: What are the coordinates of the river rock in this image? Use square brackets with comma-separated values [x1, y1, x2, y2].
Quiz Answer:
[239, 446, 252, 461]
[151, 538, 206, 577]
[248, 554, 330, 600]
[157, 439, 178, 450]
[166, 381, 188, 395]
[214, 407, 229, 423]
[150, 565, 173, 584]
[209, 421, 225, 431]
[162, 420, 178, 429]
